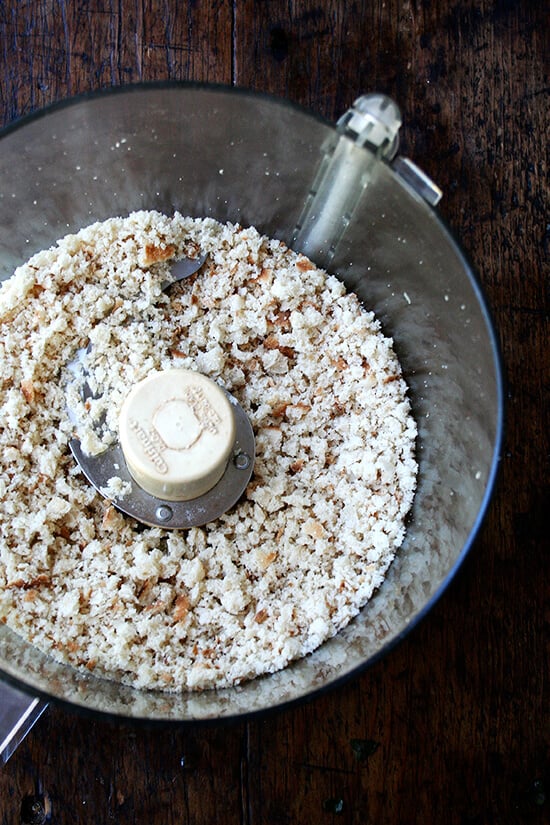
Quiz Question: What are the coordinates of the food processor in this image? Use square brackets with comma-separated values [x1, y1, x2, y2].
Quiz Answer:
[0, 84, 503, 759]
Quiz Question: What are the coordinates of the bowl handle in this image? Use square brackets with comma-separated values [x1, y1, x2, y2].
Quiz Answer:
[0, 681, 48, 763]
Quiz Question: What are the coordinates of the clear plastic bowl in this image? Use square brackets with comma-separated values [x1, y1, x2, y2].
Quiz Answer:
[0, 84, 503, 723]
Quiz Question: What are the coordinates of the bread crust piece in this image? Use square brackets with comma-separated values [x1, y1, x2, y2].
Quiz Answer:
[0, 211, 417, 692]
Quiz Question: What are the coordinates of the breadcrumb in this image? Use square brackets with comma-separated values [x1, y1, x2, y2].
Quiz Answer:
[0, 211, 417, 692]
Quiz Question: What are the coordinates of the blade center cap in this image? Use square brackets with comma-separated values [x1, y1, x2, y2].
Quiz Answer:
[119, 369, 236, 502]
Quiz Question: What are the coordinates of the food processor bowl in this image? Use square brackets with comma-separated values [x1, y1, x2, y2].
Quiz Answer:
[0, 84, 503, 724]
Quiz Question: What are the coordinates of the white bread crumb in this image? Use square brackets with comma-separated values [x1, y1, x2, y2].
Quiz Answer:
[0, 211, 417, 691]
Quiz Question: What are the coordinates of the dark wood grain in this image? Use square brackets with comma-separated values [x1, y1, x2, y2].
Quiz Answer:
[0, 1, 547, 824]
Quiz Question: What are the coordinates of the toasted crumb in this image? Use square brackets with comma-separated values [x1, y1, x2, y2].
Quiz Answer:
[173, 593, 190, 622]
[303, 518, 326, 539]
[143, 242, 176, 265]
[20, 378, 35, 403]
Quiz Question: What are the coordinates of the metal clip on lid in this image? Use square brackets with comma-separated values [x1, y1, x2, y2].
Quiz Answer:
[292, 93, 442, 267]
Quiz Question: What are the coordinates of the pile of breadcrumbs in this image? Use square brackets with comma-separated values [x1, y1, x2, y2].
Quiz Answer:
[0, 211, 417, 691]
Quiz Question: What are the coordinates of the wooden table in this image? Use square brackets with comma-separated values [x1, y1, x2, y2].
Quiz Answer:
[0, 2, 547, 823]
